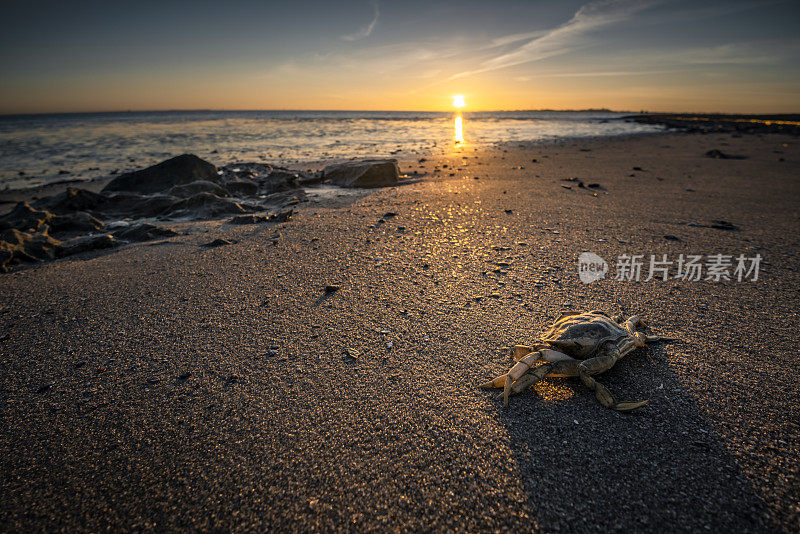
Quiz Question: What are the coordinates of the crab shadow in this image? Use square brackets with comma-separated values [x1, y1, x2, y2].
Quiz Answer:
[491, 343, 775, 532]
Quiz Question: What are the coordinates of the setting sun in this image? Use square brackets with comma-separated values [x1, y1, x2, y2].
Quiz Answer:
[452, 94, 465, 109]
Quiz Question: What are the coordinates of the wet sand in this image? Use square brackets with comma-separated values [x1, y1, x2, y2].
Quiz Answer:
[1, 131, 798, 532]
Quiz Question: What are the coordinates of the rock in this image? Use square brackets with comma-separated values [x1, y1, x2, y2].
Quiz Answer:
[101, 193, 177, 218]
[0, 202, 52, 232]
[705, 149, 747, 160]
[225, 180, 259, 197]
[269, 209, 293, 223]
[229, 214, 268, 224]
[0, 228, 61, 271]
[322, 159, 399, 188]
[202, 238, 235, 247]
[49, 211, 105, 234]
[113, 223, 178, 242]
[163, 193, 252, 219]
[260, 170, 302, 193]
[34, 187, 107, 215]
[325, 285, 340, 293]
[56, 234, 117, 257]
[102, 154, 220, 195]
[664, 235, 682, 241]
[167, 180, 229, 198]
[710, 220, 739, 231]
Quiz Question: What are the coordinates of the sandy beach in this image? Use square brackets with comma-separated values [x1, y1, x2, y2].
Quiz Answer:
[0, 129, 797, 531]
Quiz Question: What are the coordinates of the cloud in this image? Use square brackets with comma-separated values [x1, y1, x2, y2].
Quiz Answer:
[341, 1, 380, 42]
[450, 0, 663, 79]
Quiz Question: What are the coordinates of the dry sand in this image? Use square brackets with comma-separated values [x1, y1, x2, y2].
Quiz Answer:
[1, 131, 798, 532]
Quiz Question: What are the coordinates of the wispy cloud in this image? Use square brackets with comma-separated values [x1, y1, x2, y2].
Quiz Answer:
[341, 1, 380, 42]
[451, 0, 662, 79]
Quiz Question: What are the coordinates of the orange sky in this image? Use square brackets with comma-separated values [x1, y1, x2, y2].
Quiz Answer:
[1, 1, 798, 114]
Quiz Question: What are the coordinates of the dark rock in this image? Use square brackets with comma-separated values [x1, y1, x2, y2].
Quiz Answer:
[101, 193, 177, 218]
[0, 228, 61, 271]
[322, 159, 399, 188]
[49, 211, 105, 234]
[269, 209, 293, 223]
[113, 223, 178, 242]
[664, 235, 682, 241]
[167, 180, 228, 198]
[202, 238, 235, 248]
[56, 234, 118, 257]
[102, 154, 219, 195]
[225, 180, 259, 196]
[710, 220, 739, 231]
[0, 202, 52, 232]
[705, 149, 747, 160]
[325, 285, 340, 293]
[163, 193, 253, 219]
[229, 214, 268, 224]
[260, 170, 303, 193]
[34, 187, 107, 215]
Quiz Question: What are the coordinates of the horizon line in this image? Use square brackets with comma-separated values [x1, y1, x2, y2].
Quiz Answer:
[1, 108, 798, 119]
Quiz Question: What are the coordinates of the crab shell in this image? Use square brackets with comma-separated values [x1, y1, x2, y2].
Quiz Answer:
[541, 310, 631, 359]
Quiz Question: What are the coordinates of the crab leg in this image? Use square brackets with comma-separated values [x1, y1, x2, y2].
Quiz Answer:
[577, 345, 648, 412]
[480, 349, 575, 407]
[506, 357, 579, 396]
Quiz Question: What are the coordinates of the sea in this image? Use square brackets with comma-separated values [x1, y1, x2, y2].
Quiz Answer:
[0, 110, 664, 191]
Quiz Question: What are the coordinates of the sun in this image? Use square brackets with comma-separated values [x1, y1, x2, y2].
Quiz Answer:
[452, 94, 465, 109]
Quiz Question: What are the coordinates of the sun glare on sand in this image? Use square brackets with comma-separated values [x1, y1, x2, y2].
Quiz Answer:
[452, 94, 466, 108]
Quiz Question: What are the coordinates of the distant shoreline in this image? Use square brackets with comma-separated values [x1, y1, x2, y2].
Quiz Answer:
[624, 113, 800, 135]
[2, 108, 798, 120]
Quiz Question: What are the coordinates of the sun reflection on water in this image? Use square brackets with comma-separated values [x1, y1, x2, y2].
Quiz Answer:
[454, 115, 464, 144]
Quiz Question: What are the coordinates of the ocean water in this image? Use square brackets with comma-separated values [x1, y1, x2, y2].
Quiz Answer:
[0, 110, 663, 191]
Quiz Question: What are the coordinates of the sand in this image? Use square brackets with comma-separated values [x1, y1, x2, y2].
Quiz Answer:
[0, 131, 798, 532]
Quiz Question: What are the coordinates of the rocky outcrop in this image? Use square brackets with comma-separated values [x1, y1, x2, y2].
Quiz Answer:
[55, 234, 118, 258]
[162, 193, 257, 219]
[225, 180, 259, 197]
[1, 155, 307, 273]
[0, 202, 103, 235]
[102, 154, 220, 195]
[168, 180, 229, 198]
[321, 159, 399, 188]
[112, 223, 179, 242]
[0, 228, 61, 271]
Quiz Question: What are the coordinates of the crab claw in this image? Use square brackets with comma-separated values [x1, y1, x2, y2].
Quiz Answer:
[613, 399, 650, 412]
[479, 374, 507, 389]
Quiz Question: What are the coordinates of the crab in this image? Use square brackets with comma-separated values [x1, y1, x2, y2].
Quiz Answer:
[480, 310, 676, 411]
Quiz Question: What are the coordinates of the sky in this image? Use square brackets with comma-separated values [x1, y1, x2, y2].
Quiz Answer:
[0, 0, 798, 114]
